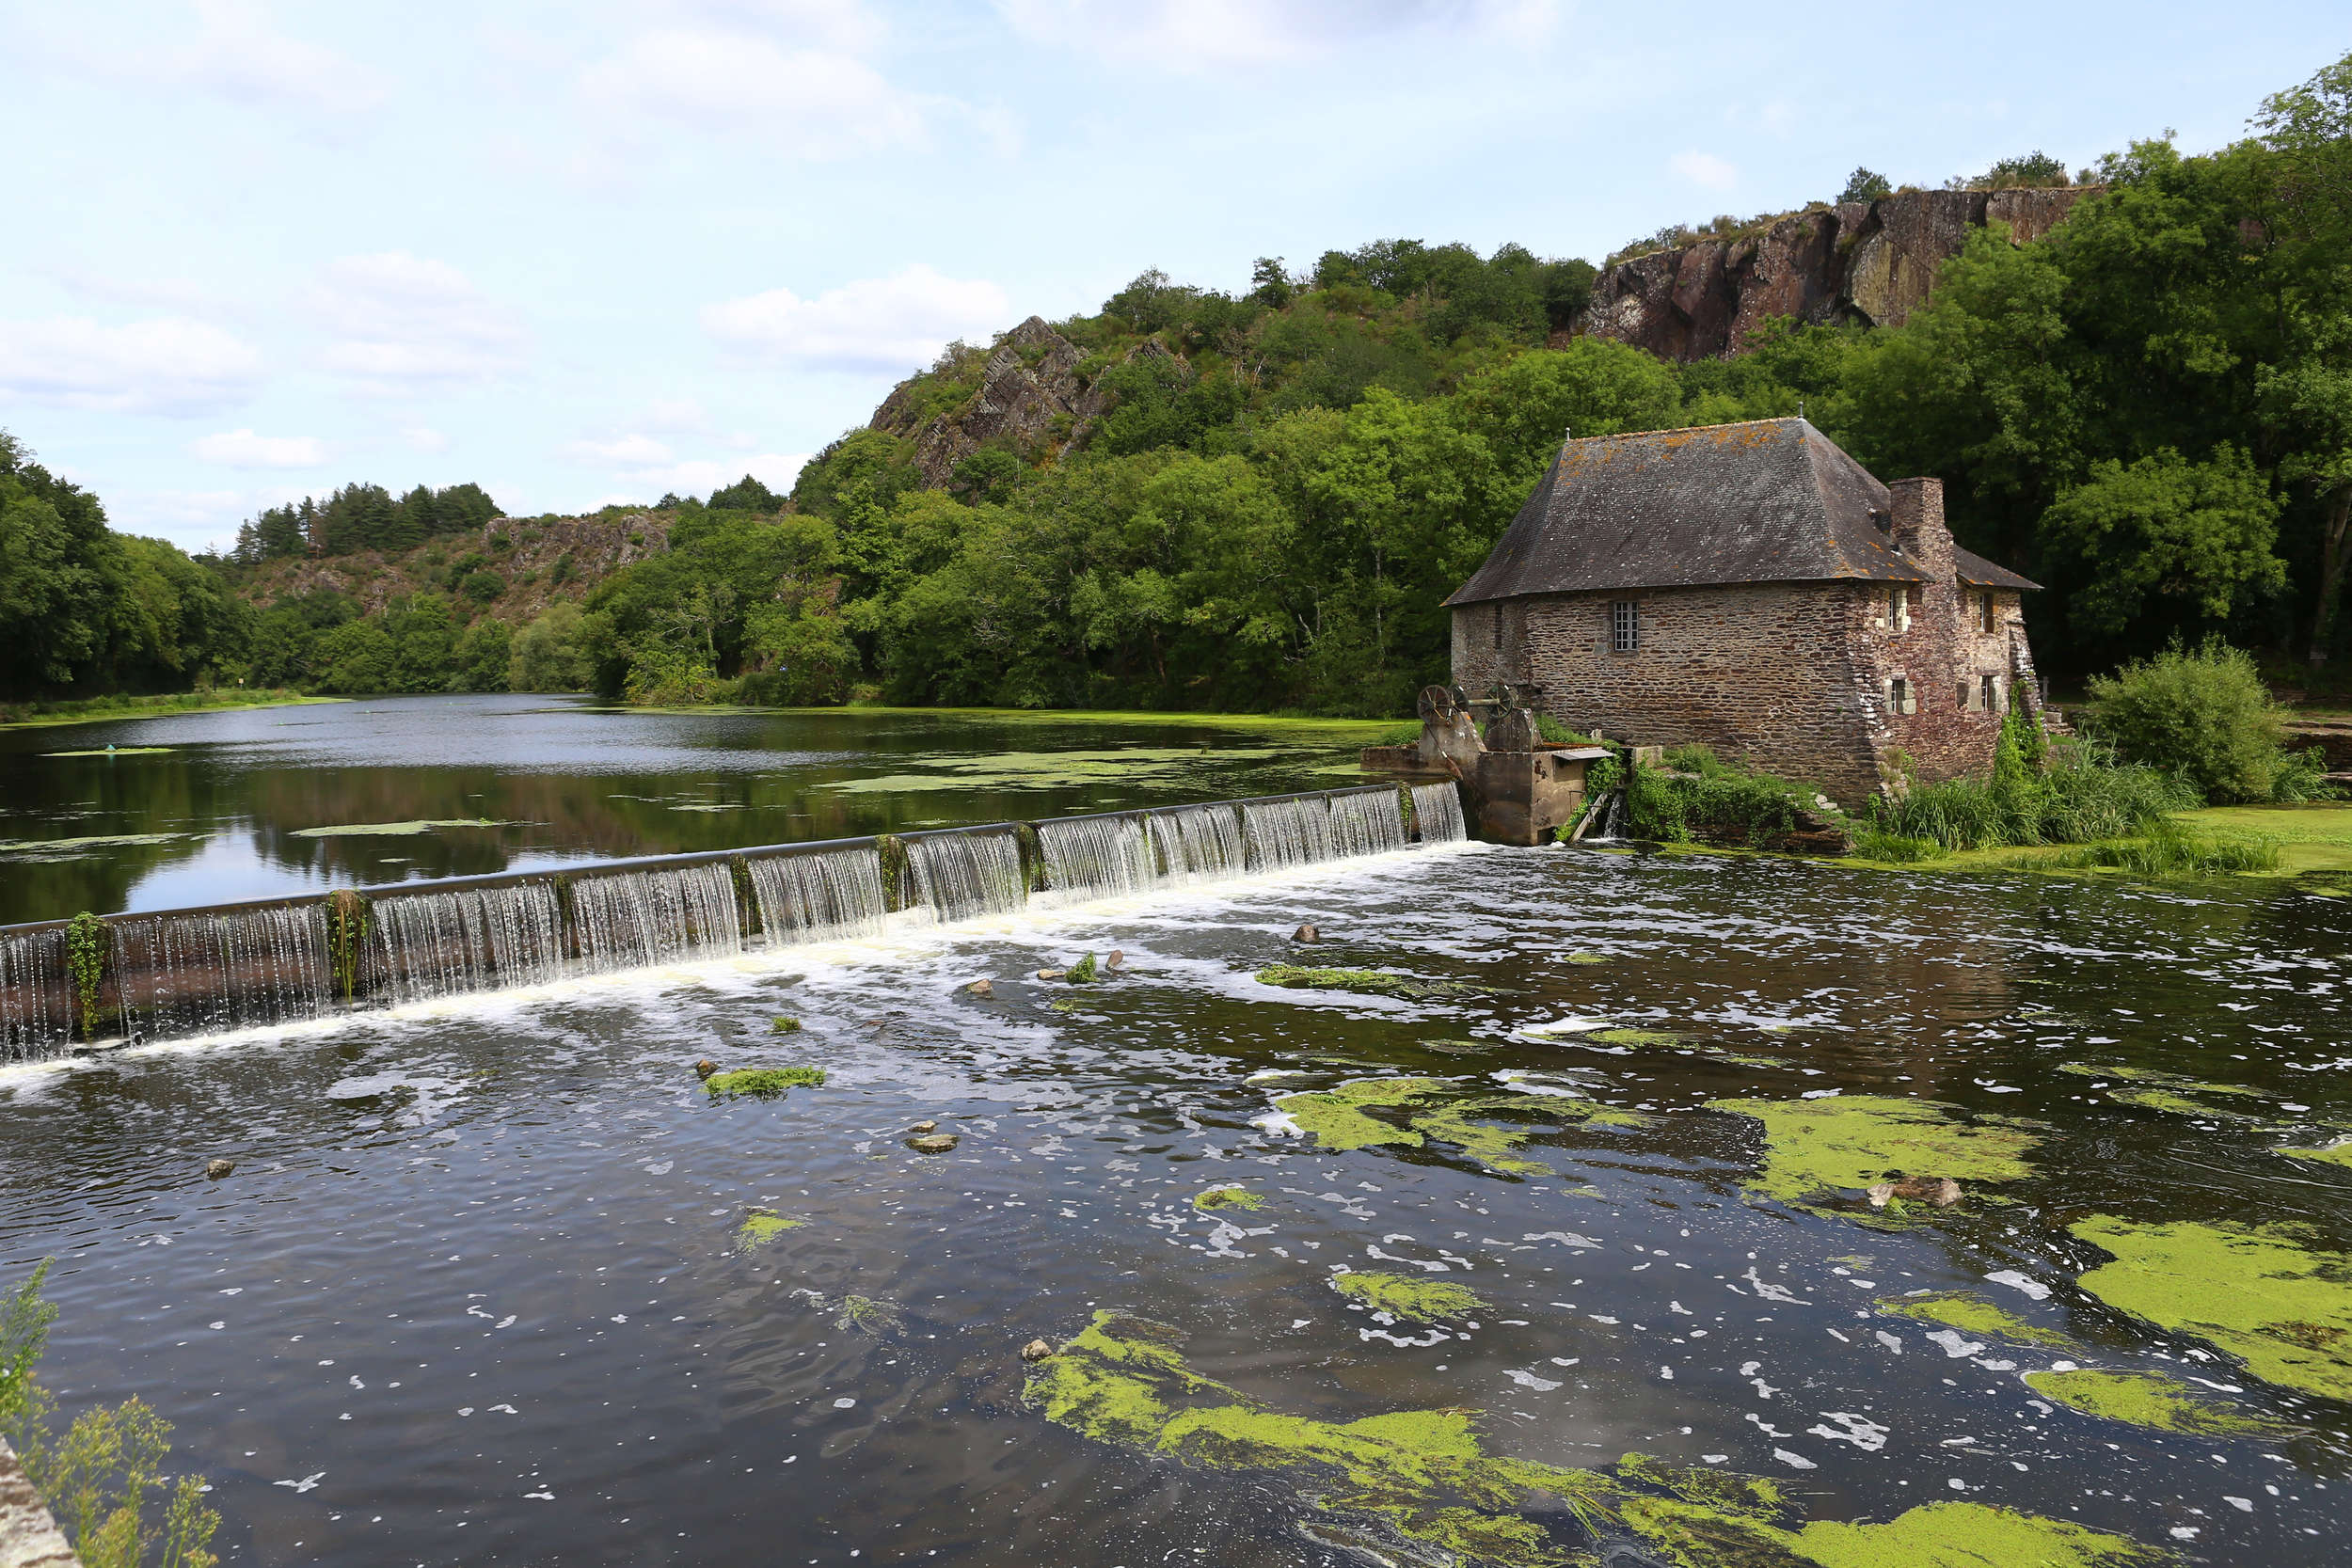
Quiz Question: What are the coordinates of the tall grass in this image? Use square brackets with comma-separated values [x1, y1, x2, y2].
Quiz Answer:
[2004, 820, 2280, 877]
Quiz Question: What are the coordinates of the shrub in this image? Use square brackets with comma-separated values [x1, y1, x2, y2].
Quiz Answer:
[1626, 750, 1807, 847]
[1868, 733, 2196, 850]
[2082, 639, 2312, 804]
[2033, 820, 2280, 877]
[1851, 828, 1941, 863]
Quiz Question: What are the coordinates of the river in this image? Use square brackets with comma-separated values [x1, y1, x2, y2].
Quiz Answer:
[0, 699, 2346, 1566]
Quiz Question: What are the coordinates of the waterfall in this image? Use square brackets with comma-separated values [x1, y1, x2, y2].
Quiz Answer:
[569, 862, 743, 972]
[368, 882, 567, 1004]
[1328, 789, 1407, 858]
[903, 832, 1025, 922]
[1146, 803, 1246, 886]
[1411, 783, 1467, 844]
[1036, 815, 1156, 901]
[748, 847, 886, 945]
[111, 904, 334, 1039]
[0, 927, 72, 1059]
[1240, 795, 1339, 871]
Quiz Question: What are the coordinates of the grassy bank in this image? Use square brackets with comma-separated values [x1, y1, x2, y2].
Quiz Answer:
[605, 702, 1406, 745]
[0, 689, 338, 730]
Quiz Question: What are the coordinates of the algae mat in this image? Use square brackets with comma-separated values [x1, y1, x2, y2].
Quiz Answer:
[1706, 1095, 2042, 1225]
[2070, 1216, 2352, 1402]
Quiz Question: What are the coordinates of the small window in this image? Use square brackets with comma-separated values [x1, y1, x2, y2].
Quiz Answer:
[1888, 676, 1915, 716]
[1888, 585, 1911, 634]
[1611, 600, 1638, 654]
[1957, 681, 1971, 711]
[1492, 602, 1503, 651]
[1981, 674, 2000, 713]
[1979, 590, 1996, 633]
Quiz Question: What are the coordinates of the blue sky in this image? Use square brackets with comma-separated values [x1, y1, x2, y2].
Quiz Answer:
[2, 1, 2341, 553]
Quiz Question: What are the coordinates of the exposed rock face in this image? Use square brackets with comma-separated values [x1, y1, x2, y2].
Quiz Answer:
[234, 513, 669, 622]
[869, 317, 1184, 488]
[1575, 186, 2100, 362]
[872, 316, 1090, 488]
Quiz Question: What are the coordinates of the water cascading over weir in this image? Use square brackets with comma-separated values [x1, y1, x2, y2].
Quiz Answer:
[0, 782, 1469, 1061]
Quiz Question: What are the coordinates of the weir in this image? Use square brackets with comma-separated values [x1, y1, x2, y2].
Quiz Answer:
[0, 781, 1465, 1060]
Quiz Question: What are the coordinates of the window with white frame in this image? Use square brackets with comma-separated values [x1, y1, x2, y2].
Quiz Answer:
[1888, 584, 1911, 634]
[1980, 673, 2000, 713]
[1888, 675, 1915, 715]
[1610, 600, 1638, 654]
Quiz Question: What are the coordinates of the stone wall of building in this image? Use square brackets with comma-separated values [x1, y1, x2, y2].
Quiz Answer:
[1448, 482, 2038, 804]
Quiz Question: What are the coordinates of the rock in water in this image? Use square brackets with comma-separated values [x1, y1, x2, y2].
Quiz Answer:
[1293, 924, 1320, 943]
[1020, 1338, 1054, 1362]
[1867, 1175, 1965, 1209]
[1104, 950, 1124, 970]
[909, 1134, 960, 1153]
[205, 1159, 234, 1180]
[966, 978, 994, 997]
[908, 1120, 938, 1134]
[1036, 969, 1066, 982]
[693, 1058, 719, 1081]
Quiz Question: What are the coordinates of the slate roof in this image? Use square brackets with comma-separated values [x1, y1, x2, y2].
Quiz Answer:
[1445, 418, 2039, 605]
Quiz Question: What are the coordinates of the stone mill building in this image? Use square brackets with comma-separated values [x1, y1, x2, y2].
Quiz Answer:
[1445, 418, 2042, 803]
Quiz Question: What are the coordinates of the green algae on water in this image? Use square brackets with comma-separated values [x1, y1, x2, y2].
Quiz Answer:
[1025, 1310, 1616, 1566]
[1272, 1077, 1447, 1151]
[1270, 1076, 1643, 1167]
[2071, 1215, 2352, 1402]
[1705, 1095, 2042, 1225]
[2023, 1369, 2285, 1435]
[771, 1016, 803, 1033]
[735, 1209, 803, 1253]
[291, 817, 514, 837]
[2057, 1063, 2265, 1098]
[1191, 1186, 1264, 1212]
[1589, 1027, 1680, 1047]
[834, 1294, 902, 1335]
[1330, 1271, 1486, 1323]
[705, 1066, 827, 1098]
[2280, 1138, 2352, 1169]
[1621, 1491, 2168, 1568]
[1254, 965, 1488, 1001]
[1067, 953, 1099, 984]
[1565, 951, 1608, 964]
[1877, 1291, 2071, 1348]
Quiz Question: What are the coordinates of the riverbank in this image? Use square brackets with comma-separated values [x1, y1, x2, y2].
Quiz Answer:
[608, 701, 1406, 742]
[0, 689, 338, 730]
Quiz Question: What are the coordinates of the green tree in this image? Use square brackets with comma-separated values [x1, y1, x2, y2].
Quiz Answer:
[510, 603, 597, 690]
[450, 618, 513, 691]
[313, 621, 396, 692]
[2040, 445, 2285, 642]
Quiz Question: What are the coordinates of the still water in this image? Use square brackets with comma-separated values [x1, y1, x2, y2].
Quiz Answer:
[2, 827, 2347, 1564]
[0, 696, 1383, 927]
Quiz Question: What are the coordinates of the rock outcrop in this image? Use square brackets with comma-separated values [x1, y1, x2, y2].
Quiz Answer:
[869, 317, 1185, 489]
[1575, 186, 2100, 362]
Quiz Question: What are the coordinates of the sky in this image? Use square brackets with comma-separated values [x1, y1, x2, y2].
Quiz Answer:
[1, 1, 2342, 554]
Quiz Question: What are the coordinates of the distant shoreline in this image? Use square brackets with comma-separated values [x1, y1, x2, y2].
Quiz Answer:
[0, 690, 343, 730]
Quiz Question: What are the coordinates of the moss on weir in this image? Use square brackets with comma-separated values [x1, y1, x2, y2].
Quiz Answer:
[1704, 1095, 2042, 1226]
[2023, 1369, 2286, 1436]
[1331, 1272, 1486, 1323]
[705, 1065, 828, 1098]
[1877, 1291, 2069, 1348]
[2070, 1215, 2352, 1402]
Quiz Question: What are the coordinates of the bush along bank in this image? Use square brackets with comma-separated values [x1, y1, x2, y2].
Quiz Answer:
[1565, 694, 2333, 879]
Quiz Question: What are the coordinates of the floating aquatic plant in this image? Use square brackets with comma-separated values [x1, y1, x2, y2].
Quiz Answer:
[1329, 1272, 1485, 1323]
[834, 1295, 902, 1335]
[1876, 1291, 2069, 1348]
[2023, 1369, 2286, 1436]
[1705, 1095, 2042, 1226]
[2279, 1139, 2352, 1168]
[2070, 1215, 2352, 1402]
[771, 1016, 803, 1033]
[705, 1066, 827, 1098]
[1191, 1187, 1264, 1212]
[290, 818, 513, 838]
[735, 1210, 803, 1253]
[1254, 966, 1487, 1002]
[1270, 1077, 1641, 1166]
[1067, 953, 1099, 984]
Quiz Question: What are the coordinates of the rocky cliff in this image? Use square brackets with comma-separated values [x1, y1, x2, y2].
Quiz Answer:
[870, 315, 1178, 489]
[1575, 186, 2097, 362]
[232, 512, 669, 623]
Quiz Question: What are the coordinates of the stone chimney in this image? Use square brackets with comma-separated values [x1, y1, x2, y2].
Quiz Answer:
[1887, 477, 1954, 582]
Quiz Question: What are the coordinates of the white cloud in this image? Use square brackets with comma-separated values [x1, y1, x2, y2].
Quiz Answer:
[580, 28, 929, 155]
[147, 0, 387, 115]
[703, 264, 1010, 373]
[673, 0, 887, 52]
[566, 434, 677, 466]
[998, 0, 1562, 69]
[403, 427, 450, 453]
[189, 428, 328, 467]
[0, 315, 263, 416]
[1670, 150, 1740, 191]
[306, 253, 528, 394]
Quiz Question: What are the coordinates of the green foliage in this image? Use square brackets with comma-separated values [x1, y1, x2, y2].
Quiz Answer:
[2040, 445, 2283, 639]
[2082, 639, 2320, 802]
[510, 603, 599, 691]
[1870, 735, 2198, 851]
[1624, 749, 1810, 847]
[2033, 819, 2280, 876]
[1067, 952, 1099, 984]
[1840, 166, 1893, 203]
[326, 890, 367, 1000]
[232, 479, 499, 562]
[2, 1262, 220, 1568]
[449, 618, 512, 692]
[66, 911, 107, 1040]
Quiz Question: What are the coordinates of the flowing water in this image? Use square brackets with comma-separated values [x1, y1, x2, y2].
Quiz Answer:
[1035, 814, 1157, 901]
[569, 863, 744, 971]
[107, 904, 335, 1040]
[1412, 781, 1468, 843]
[746, 847, 888, 947]
[901, 831, 1027, 923]
[1243, 795, 1339, 871]
[4, 705, 2351, 1567]
[366, 883, 569, 1005]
